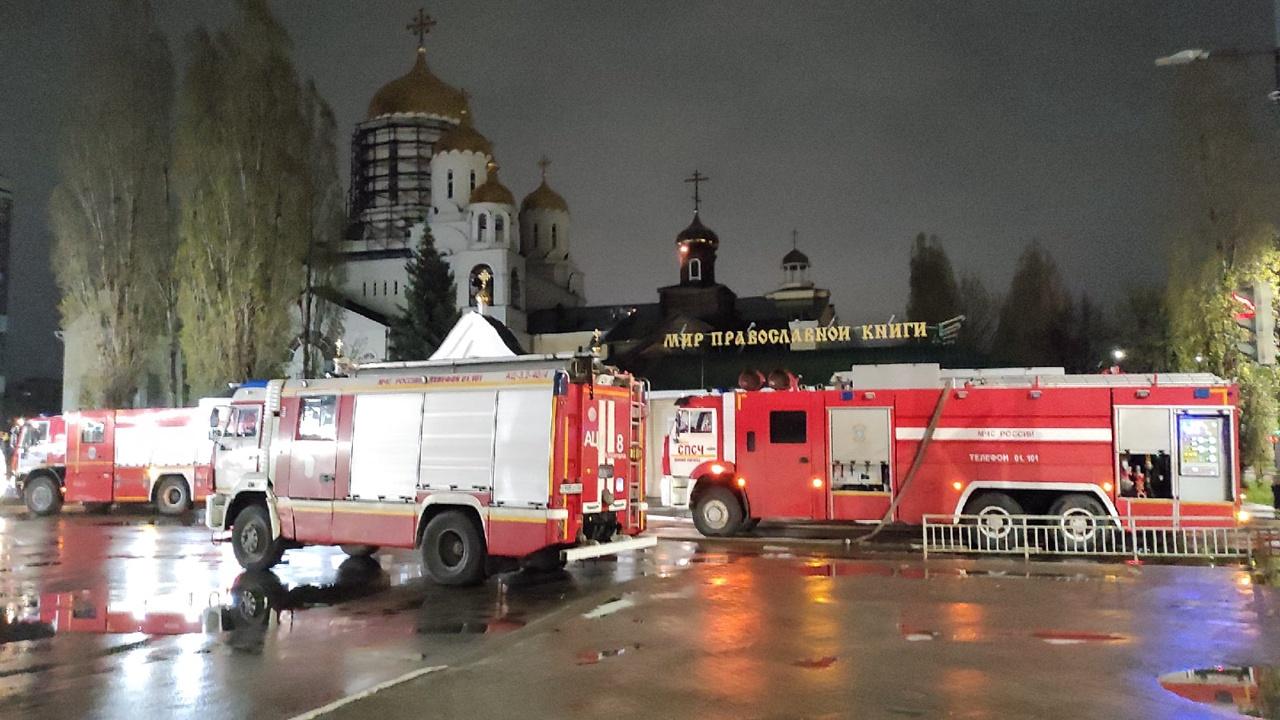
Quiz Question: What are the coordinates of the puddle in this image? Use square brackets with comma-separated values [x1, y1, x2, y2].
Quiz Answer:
[1160, 666, 1280, 718]
[417, 618, 525, 635]
[793, 655, 838, 669]
[1031, 630, 1125, 645]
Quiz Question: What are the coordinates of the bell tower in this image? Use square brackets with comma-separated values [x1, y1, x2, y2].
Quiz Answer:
[676, 170, 718, 286]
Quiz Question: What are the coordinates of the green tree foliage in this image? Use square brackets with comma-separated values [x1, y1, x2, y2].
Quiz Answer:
[389, 229, 458, 361]
[1164, 62, 1280, 473]
[298, 79, 345, 378]
[173, 0, 340, 395]
[992, 243, 1072, 366]
[49, 0, 174, 408]
[1116, 287, 1170, 374]
[906, 233, 960, 324]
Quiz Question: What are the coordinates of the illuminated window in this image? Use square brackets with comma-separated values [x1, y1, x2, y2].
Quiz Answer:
[688, 257, 702, 281]
[297, 396, 337, 441]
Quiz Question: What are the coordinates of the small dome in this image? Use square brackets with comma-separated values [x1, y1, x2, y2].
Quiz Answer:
[675, 212, 719, 247]
[782, 248, 809, 266]
[471, 161, 514, 205]
[434, 115, 492, 156]
[521, 181, 568, 213]
[367, 48, 469, 122]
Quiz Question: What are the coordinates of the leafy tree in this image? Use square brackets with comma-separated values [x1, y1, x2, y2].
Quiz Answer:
[50, 0, 174, 408]
[1164, 62, 1280, 473]
[173, 0, 339, 395]
[906, 233, 960, 324]
[298, 79, 345, 378]
[389, 229, 458, 360]
[1116, 287, 1170, 373]
[992, 242, 1071, 366]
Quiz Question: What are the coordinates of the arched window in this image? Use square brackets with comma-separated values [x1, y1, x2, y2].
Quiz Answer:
[469, 264, 494, 308]
[688, 258, 702, 281]
[477, 212, 488, 239]
[447, 170, 454, 199]
[551, 224, 558, 248]
[495, 214, 505, 244]
[469, 170, 476, 192]
[362, 281, 367, 297]
[510, 269, 522, 309]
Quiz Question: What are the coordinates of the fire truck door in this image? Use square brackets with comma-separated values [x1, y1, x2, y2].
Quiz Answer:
[1174, 410, 1231, 504]
[67, 412, 114, 503]
[213, 405, 263, 491]
[287, 395, 338, 543]
[739, 393, 823, 520]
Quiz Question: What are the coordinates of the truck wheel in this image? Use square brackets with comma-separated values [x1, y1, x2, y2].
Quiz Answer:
[965, 492, 1024, 549]
[340, 544, 379, 558]
[421, 511, 486, 586]
[1049, 494, 1108, 550]
[232, 504, 284, 572]
[692, 486, 744, 537]
[154, 477, 191, 516]
[24, 476, 63, 516]
[230, 571, 285, 627]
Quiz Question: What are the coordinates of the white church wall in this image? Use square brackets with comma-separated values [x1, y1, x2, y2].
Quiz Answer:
[338, 256, 411, 319]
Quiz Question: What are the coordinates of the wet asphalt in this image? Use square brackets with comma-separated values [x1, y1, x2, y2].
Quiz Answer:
[1, 503, 1278, 719]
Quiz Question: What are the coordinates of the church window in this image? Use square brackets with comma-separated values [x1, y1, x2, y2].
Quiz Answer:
[495, 214, 505, 244]
[551, 224, 558, 248]
[533, 223, 539, 244]
[447, 170, 454, 199]
[478, 212, 488, 239]
[470, 170, 476, 192]
[469, 264, 494, 308]
[689, 258, 702, 281]
[394, 280, 399, 295]
[362, 281, 367, 297]
[510, 269, 522, 309]
[372, 282, 377, 297]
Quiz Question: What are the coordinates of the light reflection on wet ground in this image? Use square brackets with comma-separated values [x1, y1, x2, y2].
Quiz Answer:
[0, 506, 700, 720]
[1160, 666, 1280, 718]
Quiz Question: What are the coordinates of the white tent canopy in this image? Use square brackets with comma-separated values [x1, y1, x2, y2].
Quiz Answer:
[429, 311, 522, 361]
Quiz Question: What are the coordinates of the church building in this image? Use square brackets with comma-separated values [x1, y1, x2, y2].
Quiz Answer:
[318, 11, 586, 365]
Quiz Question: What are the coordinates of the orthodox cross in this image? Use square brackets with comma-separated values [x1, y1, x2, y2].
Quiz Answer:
[791, 229, 799, 249]
[684, 170, 709, 213]
[407, 8, 437, 48]
[538, 156, 552, 181]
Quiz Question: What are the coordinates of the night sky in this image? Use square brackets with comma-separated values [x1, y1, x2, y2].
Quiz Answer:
[0, 1, 1275, 383]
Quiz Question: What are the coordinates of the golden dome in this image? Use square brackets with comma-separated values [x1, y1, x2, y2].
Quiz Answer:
[367, 48, 469, 121]
[520, 181, 568, 213]
[471, 161, 514, 205]
[434, 115, 492, 156]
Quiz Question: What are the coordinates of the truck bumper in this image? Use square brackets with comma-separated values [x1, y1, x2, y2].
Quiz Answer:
[561, 534, 658, 562]
[205, 494, 227, 531]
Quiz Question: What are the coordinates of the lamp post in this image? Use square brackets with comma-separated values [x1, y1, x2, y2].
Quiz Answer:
[1155, 46, 1280, 103]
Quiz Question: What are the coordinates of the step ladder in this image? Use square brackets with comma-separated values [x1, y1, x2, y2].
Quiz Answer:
[626, 378, 649, 530]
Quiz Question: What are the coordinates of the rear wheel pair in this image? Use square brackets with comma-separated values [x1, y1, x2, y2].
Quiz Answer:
[965, 492, 1107, 549]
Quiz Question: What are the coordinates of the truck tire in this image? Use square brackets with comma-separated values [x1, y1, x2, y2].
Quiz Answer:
[692, 485, 744, 537]
[340, 544, 379, 558]
[24, 475, 63, 516]
[420, 511, 486, 586]
[1049, 494, 1108, 550]
[232, 504, 285, 572]
[965, 492, 1024, 549]
[154, 477, 191, 516]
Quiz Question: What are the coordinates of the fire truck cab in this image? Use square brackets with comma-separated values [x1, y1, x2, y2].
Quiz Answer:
[665, 369, 1240, 543]
[205, 353, 655, 585]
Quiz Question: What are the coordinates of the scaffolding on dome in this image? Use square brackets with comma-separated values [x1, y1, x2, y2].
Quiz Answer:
[345, 115, 452, 246]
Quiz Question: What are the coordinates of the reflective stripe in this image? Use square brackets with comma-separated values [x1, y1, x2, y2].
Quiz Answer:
[895, 427, 1112, 442]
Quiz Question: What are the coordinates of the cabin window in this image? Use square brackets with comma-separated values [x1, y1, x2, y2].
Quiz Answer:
[297, 396, 338, 441]
[769, 411, 807, 444]
[232, 406, 261, 438]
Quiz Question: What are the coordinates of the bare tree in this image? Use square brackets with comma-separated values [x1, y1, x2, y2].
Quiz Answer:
[49, 0, 174, 407]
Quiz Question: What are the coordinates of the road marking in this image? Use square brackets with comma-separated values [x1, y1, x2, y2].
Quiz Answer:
[287, 664, 448, 720]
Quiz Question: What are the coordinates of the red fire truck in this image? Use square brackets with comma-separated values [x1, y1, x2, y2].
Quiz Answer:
[664, 369, 1241, 543]
[205, 353, 655, 585]
[14, 402, 224, 516]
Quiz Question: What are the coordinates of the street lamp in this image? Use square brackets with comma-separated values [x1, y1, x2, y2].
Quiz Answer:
[1155, 46, 1280, 103]
[1112, 348, 1126, 362]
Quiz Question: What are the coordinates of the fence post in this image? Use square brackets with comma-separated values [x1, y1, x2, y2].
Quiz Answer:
[1022, 517, 1030, 563]
[1129, 514, 1139, 563]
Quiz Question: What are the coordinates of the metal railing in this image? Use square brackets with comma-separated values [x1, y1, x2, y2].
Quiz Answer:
[921, 514, 1252, 561]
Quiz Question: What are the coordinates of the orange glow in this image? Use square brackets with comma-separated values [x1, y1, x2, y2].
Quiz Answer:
[679, 246, 689, 254]
[711, 463, 725, 475]
[951, 481, 963, 491]
[1103, 481, 1114, 493]
[812, 477, 823, 489]
[736, 476, 747, 488]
